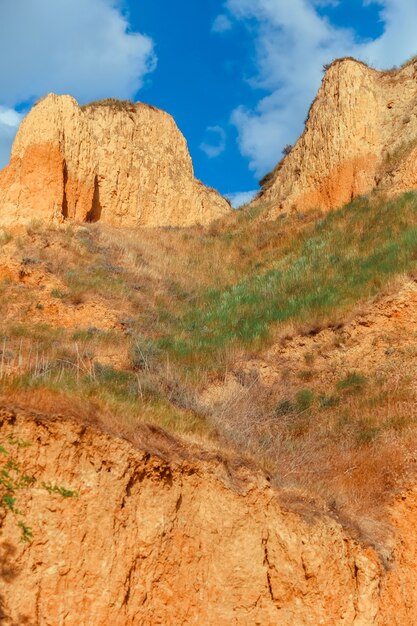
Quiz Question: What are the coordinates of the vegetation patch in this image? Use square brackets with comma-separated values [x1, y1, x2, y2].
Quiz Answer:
[336, 372, 367, 393]
[4, 190, 417, 533]
[158, 192, 417, 373]
[81, 98, 137, 113]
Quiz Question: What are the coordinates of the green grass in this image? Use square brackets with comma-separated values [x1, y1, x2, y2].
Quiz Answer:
[157, 192, 417, 371]
[0, 231, 12, 246]
[336, 372, 367, 393]
[4, 364, 211, 439]
[64, 265, 129, 300]
[7, 324, 64, 348]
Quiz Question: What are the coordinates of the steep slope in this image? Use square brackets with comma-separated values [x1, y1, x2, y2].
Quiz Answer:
[258, 58, 417, 217]
[0, 94, 230, 228]
[0, 405, 396, 626]
[2, 405, 417, 625]
[204, 275, 417, 401]
[2, 192, 417, 528]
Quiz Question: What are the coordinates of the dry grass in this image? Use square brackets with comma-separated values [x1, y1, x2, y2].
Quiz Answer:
[0, 330, 212, 441]
[0, 203, 317, 352]
[3, 192, 417, 537]
[377, 138, 417, 182]
[0, 388, 250, 474]
[80, 98, 137, 113]
[206, 361, 417, 530]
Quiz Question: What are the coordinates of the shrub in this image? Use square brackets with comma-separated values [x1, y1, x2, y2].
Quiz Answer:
[274, 399, 293, 417]
[263, 389, 313, 419]
[356, 420, 380, 445]
[51, 288, 67, 299]
[0, 231, 12, 246]
[336, 372, 367, 393]
[319, 394, 339, 408]
[130, 335, 160, 372]
[295, 388, 314, 412]
[259, 171, 274, 188]
[304, 352, 315, 365]
[68, 289, 86, 306]
[298, 369, 314, 381]
[81, 98, 137, 113]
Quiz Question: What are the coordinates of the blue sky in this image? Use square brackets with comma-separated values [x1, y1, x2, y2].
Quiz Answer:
[0, 1, 417, 206]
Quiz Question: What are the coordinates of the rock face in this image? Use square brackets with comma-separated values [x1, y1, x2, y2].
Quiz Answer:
[0, 94, 230, 227]
[258, 58, 417, 218]
[1, 406, 417, 625]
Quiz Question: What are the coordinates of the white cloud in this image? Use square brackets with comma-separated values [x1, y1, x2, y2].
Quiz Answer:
[313, 0, 340, 6]
[226, 190, 258, 208]
[0, 107, 23, 171]
[0, 0, 156, 169]
[363, 0, 417, 68]
[0, 107, 23, 129]
[0, 0, 156, 106]
[200, 125, 227, 158]
[212, 14, 233, 33]
[223, 0, 417, 178]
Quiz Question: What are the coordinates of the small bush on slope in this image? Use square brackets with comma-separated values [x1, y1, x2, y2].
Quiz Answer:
[0, 436, 76, 542]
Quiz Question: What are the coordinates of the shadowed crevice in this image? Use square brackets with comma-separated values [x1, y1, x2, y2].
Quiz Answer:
[86, 175, 102, 223]
[62, 161, 68, 219]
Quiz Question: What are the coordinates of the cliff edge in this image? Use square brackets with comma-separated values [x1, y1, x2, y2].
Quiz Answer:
[0, 405, 417, 625]
[0, 94, 230, 228]
[258, 57, 417, 217]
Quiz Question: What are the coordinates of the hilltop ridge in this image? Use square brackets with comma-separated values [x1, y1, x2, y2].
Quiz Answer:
[0, 94, 230, 228]
[257, 57, 417, 217]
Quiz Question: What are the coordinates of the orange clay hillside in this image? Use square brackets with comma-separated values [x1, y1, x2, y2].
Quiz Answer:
[1, 401, 417, 626]
[0, 94, 230, 228]
[3, 60, 417, 624]
[255, 57, 417, 218]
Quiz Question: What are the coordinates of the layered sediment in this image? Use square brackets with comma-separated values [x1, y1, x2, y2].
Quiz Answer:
[0, 95, 230, 228]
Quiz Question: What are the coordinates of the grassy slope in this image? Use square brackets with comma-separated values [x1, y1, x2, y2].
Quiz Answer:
[2, 191, 417, 535]
[159, 191, 417, 371]
[3, 191, 417, 416]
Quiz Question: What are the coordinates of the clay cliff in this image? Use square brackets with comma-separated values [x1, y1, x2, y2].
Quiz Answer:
[4, 60, 417, 626]
[258, 57, 417, 217]
[2, 405, 417, 626]
[0, 94, 230, 228]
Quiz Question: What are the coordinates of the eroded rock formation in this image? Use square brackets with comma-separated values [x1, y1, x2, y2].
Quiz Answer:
[258, 58, 417, 218]
[0, 94, 230, 227]
[0, 406, 416, 625]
